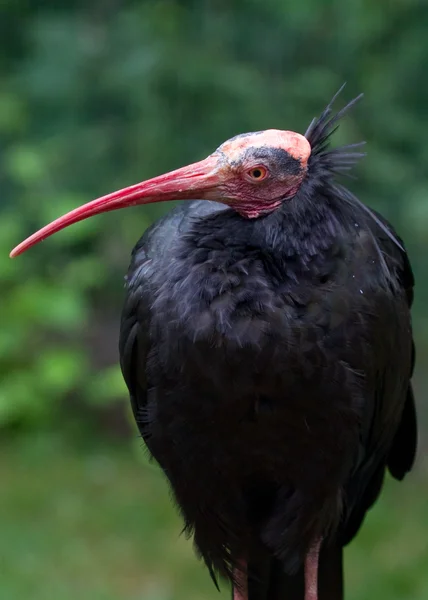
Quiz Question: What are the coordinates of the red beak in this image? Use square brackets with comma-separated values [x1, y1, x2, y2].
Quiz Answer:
[10, 154, 220, 258]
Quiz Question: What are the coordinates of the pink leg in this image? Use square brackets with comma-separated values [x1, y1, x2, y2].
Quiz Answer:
[304, 539, 322, 600]
[233, 559, 248, 600]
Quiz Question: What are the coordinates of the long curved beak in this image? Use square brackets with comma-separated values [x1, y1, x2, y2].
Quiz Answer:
[10, 154, 220, 258]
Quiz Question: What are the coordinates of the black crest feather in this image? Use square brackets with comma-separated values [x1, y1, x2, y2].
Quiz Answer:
[305, 84, 404, 253]
[305, 83, 365, 177]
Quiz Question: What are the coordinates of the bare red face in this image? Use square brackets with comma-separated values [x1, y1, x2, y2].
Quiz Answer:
[10, 129, 311, 257]
[214, 130, 310, 218]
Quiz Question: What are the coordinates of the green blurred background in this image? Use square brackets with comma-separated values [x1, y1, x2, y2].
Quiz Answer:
[0, 1, 427, 599]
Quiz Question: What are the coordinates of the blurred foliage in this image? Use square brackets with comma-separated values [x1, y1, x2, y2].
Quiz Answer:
[1, 0, 428, 430]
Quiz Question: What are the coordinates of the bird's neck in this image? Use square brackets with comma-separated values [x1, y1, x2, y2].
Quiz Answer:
[239, 191, 355, 270]
[178, 193, 355, 284]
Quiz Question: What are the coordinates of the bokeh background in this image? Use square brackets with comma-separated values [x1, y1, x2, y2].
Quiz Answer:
[1, 1, 427, 599]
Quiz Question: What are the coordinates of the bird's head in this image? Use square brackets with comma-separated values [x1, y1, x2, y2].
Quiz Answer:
[10, 88, 363, 257]
[208, 130, 311, 218]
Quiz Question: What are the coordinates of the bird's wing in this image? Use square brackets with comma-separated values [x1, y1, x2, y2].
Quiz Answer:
[119, 235, 154, 438]
[385, 216, 417, 480]
[119, 201, 228, 439]
[342, 214, 417, 544]
[367, 214, 416, 480]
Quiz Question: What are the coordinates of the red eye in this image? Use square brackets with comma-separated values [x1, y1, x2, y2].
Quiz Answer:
[245, 166, 268, 181]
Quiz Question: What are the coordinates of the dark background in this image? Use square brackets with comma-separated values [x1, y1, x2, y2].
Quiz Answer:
[0, 1, 427, 598]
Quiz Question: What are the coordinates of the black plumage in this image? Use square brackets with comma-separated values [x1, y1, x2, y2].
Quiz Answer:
[11, 90, 417, 600]
[119, 95, 417, 598]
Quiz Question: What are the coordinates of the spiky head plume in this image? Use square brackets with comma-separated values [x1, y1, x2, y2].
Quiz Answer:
[304, 85, 403, 252]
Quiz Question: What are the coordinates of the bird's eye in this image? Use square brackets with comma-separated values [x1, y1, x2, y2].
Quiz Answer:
[245, 166, 268, 181]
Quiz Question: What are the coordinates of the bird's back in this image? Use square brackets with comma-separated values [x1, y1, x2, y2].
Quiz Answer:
[120, 198, 416, 596]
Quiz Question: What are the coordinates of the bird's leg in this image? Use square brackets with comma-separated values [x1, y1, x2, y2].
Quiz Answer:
[232, 559, 248, 600]
[304, 538, 322, 600]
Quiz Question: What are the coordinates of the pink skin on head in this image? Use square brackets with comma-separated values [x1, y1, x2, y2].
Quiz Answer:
[219, 130, 310, 168]
[218, 130, 310, 218]
[10, 130, 311, 258]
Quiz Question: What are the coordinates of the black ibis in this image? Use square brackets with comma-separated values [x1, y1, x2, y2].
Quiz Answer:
[11, 89, 417, 600]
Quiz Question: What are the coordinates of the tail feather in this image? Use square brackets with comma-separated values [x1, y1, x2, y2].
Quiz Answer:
[238, 544, 343, 600]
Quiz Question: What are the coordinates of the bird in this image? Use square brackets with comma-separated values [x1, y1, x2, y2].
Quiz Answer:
[10, 87, 417, 600]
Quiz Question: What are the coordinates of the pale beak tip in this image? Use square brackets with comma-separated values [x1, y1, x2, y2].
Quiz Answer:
[10, 245, 22, 258]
